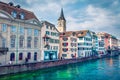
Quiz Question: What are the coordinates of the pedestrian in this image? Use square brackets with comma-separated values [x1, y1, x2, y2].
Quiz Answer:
[25, 57, 28, 63]
[9, 61, 12, 65]
[61, 57, 62, 60]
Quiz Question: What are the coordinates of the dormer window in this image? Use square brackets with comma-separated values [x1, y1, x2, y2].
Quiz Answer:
[11, 10, 17, 18]
[20, 12, 25, 19]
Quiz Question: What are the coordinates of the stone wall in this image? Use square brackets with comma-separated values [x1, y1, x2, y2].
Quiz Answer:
[0, 57, 98, 76]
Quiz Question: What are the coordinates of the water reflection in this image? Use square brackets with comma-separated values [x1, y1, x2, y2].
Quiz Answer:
[109, 58, 113, 66]
[0, 55, 120, 80]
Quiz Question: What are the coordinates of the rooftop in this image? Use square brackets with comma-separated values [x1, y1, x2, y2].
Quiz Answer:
[0, 1, 38, 20]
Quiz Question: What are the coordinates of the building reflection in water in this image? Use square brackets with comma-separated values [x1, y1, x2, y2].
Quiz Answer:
[109, 58, 113, 66]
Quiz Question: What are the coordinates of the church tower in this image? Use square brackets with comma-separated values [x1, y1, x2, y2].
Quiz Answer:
[57, 8, 66, 32]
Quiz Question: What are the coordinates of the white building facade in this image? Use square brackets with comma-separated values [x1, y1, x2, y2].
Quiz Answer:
[41, 21, 59, 60]
[77, 30, 92, 58]
[97, 33, 106, 56]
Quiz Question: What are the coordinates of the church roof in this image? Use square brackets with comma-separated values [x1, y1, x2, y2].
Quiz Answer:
[58, 8, 66, 21]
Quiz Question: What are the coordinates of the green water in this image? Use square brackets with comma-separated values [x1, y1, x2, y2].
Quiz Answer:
[0, 56, 120, 80]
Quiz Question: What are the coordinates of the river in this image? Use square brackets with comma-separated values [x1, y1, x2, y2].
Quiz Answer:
[0, 55, 120, 80]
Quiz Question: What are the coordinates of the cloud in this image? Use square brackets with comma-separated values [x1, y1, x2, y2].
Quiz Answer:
[66, 5, 120, 38]
[0, 0, 120, 38]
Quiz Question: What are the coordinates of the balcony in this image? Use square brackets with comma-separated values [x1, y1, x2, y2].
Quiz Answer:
[0, 47, 9, 54]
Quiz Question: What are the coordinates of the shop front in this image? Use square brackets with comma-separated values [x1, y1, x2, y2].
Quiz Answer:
[44, 51, 57, 60]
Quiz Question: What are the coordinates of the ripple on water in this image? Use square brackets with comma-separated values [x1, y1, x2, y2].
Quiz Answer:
[0, 55, 120, 80]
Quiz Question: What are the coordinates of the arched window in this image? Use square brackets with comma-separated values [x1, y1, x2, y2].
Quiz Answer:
[34, 52, 37, 61]
[10, 35, 16, 48]
[19, 36, 24, 48]
[10, 53, 15, 61]
[27, 52, 31, 59]
[19, 53, 23, 60]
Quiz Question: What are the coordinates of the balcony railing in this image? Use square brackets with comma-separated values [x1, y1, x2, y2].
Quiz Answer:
[0, 47, 9, 52]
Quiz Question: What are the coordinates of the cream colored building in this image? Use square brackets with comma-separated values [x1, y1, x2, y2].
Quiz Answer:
[0, 2, 42, 65]
[97, 32, 106, 55]
[41, 21, 59, 60]
[109, 35, 118, 49]
[59, 31, 78, 59]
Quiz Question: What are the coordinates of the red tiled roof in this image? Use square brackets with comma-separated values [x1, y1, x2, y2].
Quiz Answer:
[60, 31, 75, 37]
[0, 1, 38, 20]
[60, 30, 90, 37]
[76, 30, 89, 37]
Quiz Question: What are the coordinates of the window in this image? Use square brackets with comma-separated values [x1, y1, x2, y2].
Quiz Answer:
[11, 10, 17, 18]
[2, 24, 7, 32]
[72, 32, 76, 36]
[79, 37, 83, 40]
[2, 38, 6, 47]
[62, 48, 68, 52]
[50, 26, 52, 30]
[19, 36, 24, 48]
[56, 33, 59, 37]
[63, 37, 68, 41]
[71, 48, 74, 52]
[46, 25, 49, 29]
[20, 12, 25, 19]
[46, 31, 50, 35]
[11, 26, 16, 33]
[27, 37, 32, 48]
[10, 53, 15, 61]
[51, 32, 53, 36]
[62, 54, 67, 57]
[27, 28, 32, 35]
[11, 35, 16, 48]
[34, 52, 37, 61]
[19, 27, 24, 34]
[27, 52, 31, 59]
[62, 43, 68, 47]
[19, 53, 23, 60]
[34, 37, 38, 48]
[34, 29, 39, 36]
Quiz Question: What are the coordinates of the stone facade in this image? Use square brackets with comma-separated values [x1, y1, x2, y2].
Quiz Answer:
[0, 2, 42, 65]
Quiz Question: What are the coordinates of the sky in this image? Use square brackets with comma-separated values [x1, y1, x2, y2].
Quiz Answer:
[1, 0, 120, 39]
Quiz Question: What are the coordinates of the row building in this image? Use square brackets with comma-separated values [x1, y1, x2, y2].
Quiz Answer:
[0, 2, 42, 64]
[0, 1, 119, 65]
